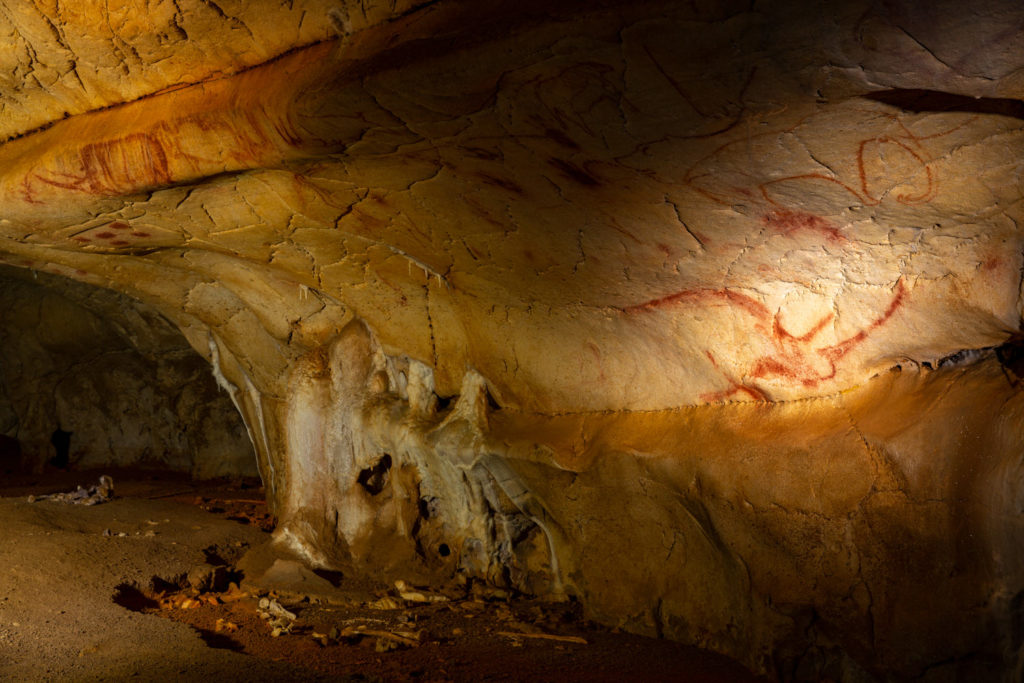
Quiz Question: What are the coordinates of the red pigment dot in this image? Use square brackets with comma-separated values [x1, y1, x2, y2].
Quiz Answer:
[130, 231, 150, 237]
[95, 232, 115, 239]
[111, 240, 130, 246]
[109, 221, 130, 230]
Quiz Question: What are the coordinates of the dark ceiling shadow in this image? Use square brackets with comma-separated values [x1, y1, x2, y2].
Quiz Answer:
[863, 89, 1024, 121]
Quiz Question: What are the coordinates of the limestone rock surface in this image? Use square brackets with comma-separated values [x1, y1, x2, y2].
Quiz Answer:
[0, 264, 255, 477]
[0, 0, 1022, 679]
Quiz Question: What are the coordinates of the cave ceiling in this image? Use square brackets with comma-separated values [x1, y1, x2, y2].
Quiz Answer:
[0, 0, 1018, 413]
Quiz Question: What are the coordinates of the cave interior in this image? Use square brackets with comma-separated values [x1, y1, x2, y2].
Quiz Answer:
[1, 0, 1023, 681]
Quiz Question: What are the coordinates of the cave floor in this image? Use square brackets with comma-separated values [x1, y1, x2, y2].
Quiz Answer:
[0, 469, 765, 682]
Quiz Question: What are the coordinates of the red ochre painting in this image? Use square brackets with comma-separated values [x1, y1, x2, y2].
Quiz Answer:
[616, 106, 963, 402]
[627, 279, 906, 402]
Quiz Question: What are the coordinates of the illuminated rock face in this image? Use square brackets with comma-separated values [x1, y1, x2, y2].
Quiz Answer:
[0, 0, 1022, 677]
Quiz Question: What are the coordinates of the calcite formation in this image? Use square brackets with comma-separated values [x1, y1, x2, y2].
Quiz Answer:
[0, 0, 1022, 678]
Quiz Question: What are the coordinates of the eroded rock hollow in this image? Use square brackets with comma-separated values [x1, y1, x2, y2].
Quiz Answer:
[0, 264, 254, 476]
[1, 0, 1022, 678]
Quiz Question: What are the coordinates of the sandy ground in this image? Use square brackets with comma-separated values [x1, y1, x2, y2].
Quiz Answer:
[0, 470, 766, 682]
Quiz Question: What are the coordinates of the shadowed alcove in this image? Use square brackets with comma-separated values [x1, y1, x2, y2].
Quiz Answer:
[0, 263, 255, 477]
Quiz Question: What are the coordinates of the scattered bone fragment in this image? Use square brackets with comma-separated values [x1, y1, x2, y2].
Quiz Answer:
[219, 583, 249, 602]
[215, 618, 239, 634]
[28, 476, 114, 505]
[394, 579, 448, 603]
[336, 624, 422, 649]
[496, 631, 588, 645]
[257, 596, 297, 635]
[367, 595, 402, 610]
[258, 597, 296, 621]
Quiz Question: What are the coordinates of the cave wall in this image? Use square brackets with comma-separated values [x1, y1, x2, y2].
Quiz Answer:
[0, 0, 1021, 679]
[267, 318, 1024, 681]
[0, 265, 255, 478]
